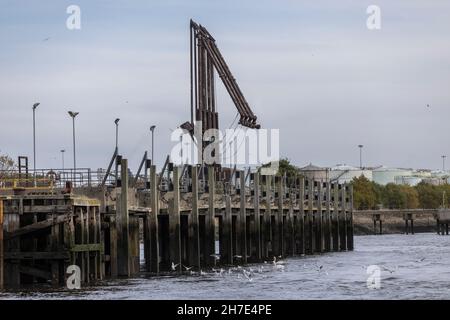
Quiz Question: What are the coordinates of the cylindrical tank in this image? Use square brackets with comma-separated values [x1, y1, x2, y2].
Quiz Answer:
[330, 164, 372, 183]
[372, 167, 413, 185]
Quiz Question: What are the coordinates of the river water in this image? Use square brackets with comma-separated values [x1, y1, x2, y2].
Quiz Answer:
[1, 233, 450, 300]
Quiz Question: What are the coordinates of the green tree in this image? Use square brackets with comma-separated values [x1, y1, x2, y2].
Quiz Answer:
[352, 175, 378, 210]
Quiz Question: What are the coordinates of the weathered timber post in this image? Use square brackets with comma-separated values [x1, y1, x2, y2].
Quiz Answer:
[332, 183, 340, 251]
[306, 179, 315, 254]
[149, 165, 159, 273]
[239, 171, 247, 263]
[317, 181, 324, 253]
[222, 192, 233, 265]
[253, 172, 261, 261]
[263, 175, 272, 257]
[188, 166, 201, 270]
[347, 184, 354, 250]
[169, 166, 182, 272]
[117, 158, 130, 276]
[325, 181, 332, 251]
[340, 184, 348, 251]
[288, 185, 295, 256]
[0, 199, 3, 289]
[206, 166, 216, 266]
[273, 176, 282, 257]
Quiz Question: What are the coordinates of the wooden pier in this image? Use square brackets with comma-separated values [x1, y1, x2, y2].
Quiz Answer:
[0, 161, 354, 288]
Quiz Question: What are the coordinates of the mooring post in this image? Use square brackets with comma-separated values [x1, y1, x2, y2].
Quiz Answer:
[264, 175, 273, 257]
[298, 176, 305, 255]
[206, 165, 216, 266]
[325, 181, 332, 251]
[347, 184, 354, 250]
[332, 183, 340, 251]
[340, 184, 348, 251]
[239, 170, 247, 263]
[149, 165, 159, 273]
[222, 191, 233, 265]
[273, 176, 282, 257]
[188, 166, 201, 270]
[307, 179, 315, 254]
[253, 172, 261, 261]
[0, 198, 3, 290]
[317, 181, 324, 253]
[169, 166, 182, 272]
[117, 158, 130, 277]
[288, 185, 295, 256]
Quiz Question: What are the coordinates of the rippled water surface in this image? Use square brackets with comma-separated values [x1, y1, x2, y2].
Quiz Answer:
[1, 233, 450, 300]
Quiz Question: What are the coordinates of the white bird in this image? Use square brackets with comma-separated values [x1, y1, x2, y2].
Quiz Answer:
[200, 269, 206, 276]
[381, 265, 397, 274]
[171, 262, 180, 271]
[182, 264, 193, 271]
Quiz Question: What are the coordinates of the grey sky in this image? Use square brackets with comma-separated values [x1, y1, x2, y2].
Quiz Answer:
[0, 0, 449, 172]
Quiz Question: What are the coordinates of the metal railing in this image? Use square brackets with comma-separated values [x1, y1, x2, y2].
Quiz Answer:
[0, 168, 116, 189]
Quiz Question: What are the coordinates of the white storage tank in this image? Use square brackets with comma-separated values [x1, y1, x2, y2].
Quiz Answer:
[394, 175, 423, 186]
[372, 166, 413, 185]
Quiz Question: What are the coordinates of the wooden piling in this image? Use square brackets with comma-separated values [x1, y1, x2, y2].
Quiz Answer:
[273, 176, 282, 257]
[332, 183, 340, 251]
[238, 171, 247, 263]
[0, 198, 3, 289]
[205, 166, 216, 266]
[169, 166, 182, 272]
[306, 179, 315, 254]
[347, 185, 354, 250]
[117, 158, 130, 276]
[261, 175, 271, 258]
[188, 166, 201, 270]
[340, 184, 348, 251]
[325, 181, 332, 251]
[317, 181, 324, 252]
[297, 176, 305, 255]
[222, 193, 233, 265]
[252, 172, 261, 261]
[148, 165, 160, 273]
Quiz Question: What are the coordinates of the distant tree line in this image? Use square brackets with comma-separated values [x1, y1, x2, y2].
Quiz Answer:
[352, 175, 450, 210]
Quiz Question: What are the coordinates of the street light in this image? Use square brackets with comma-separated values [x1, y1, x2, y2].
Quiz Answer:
[150, 125, 156, 165]
[114, 118, 120, 151]
[358, 145, 364, 169]
[32, 102, 40, 185]
[60, 149, 65, 170]
[443, 155, 447, 172]
[68, 111, 79, 182]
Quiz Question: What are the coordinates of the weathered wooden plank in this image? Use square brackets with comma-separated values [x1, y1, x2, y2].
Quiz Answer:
[5, 252, 70, 260]
[332, 183, 340, 251]
[70, 243, 103, 252]
[18, 265, 51, 280]
[4, 215, 68, 240]
[340, 183, 348, 251]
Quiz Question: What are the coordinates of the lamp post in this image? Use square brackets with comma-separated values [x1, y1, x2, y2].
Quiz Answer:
[68, 111, 79, 183]
[32, 102, 40, 185]
[114, 118, 120, 151]
[60, 149, 65, 170]
[358, 145, 364, 169]
[443, 155, 447, 172]
[150, 125, 156, 165]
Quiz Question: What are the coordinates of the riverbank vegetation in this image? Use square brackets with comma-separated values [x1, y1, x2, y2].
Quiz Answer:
[352, 175, 450, 210]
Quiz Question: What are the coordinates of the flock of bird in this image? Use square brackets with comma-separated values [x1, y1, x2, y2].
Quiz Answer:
[165, 254, 430, 282]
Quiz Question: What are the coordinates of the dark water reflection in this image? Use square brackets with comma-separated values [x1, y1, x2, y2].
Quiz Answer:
[1, 233, 450, 300]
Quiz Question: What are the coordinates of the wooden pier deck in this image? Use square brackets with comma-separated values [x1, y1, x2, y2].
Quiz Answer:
[0, 161, 354, 289]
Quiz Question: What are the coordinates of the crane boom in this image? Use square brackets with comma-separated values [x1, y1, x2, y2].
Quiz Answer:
[187, 20, 261, 134]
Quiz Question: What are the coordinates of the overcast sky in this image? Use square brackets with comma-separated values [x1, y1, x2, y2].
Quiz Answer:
[0, 0, 449, 172]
